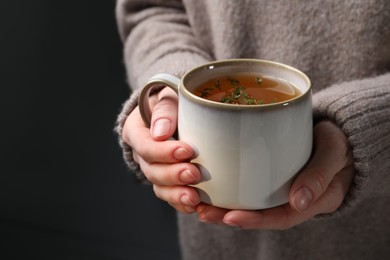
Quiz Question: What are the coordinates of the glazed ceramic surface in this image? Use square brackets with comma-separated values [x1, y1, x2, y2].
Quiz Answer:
[139, 59, 312, 209]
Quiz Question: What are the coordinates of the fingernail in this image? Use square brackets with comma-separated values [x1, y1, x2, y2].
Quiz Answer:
[174, 147, 192, 160]
[223, 215, 240, 228]
[223, 219, 241, 228]
[293, 186, 313, 212]
[184, 206, 196, 213]
[180, 194, 195, 206]
[152, 118, 171, 137]
[199, 218, 215, 224]
[179, 169, 196, 183]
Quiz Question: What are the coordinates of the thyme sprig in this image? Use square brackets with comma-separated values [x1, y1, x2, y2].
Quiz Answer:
[198, 75, 275, 105]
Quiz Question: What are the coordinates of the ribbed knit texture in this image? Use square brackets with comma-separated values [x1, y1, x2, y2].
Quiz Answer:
[115, 0, 390, 259]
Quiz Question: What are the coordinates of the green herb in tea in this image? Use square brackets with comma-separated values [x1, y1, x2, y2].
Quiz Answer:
[193, 73, 300, 105]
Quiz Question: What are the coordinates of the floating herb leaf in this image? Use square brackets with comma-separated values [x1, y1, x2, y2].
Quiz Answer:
[244, 96, 256, 104]
[199, 87, 214, 98]
[215, 80, 221, 90]
[220, 86, 245, 103]
[232, 86, 244, 98]
[256, 77, 263, 85]
[229, 78, 240, 86]
[221, 97, 233, 103]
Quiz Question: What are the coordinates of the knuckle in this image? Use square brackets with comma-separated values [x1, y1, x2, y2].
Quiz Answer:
[168, 202, 185, 213]
[275, 219, 293, 230]
[132, 152, 139, 164]
[121, 116, 135, 145]
[167, 201, 176, 208]
[274, 220, 289, 230]
[145, 171, 157, 184]
[323, 201, 340, 214]
[121, 133, 134, 149]
[153, 97, 175, 116]
[121, 131, 130, 145]
[313, 167, 329, 193]
[158, 87, 178, 102]
[281, 216, 295, 230]
[323, 188, 344, 213]
[327, 204, 340, 213]
[279, 208, 294, 230]
[279, 223, 292, 230]
[152, 185, 164, 200]
[153, 185, 182, 205]
[135, 144, 153, 163]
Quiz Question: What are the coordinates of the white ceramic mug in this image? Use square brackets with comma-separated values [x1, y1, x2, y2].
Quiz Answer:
[139, 59, 312, 210]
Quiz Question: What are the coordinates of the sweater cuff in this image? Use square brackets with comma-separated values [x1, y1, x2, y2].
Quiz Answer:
[312, 72, 390, 215]
[114, 88, 148, 182]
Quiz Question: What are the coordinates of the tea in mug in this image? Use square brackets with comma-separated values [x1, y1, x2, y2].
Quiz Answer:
[193, 73, 301, 105]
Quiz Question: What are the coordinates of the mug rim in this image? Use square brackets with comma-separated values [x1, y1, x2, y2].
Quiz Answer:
[180, 59, 311, 109]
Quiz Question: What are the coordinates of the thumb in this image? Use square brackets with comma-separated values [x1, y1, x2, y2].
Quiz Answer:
[150, 87, 179, 141]
[289, 120, 352, 212]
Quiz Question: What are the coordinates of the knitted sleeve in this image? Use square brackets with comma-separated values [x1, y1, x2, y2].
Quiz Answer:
[114, 0, 211, 179]
[313, 73, 390, 214]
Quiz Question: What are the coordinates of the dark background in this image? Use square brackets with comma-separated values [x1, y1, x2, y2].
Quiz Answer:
[0, 1, 180, 259]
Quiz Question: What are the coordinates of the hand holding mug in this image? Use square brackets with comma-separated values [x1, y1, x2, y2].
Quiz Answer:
[122, 86, 202, 213]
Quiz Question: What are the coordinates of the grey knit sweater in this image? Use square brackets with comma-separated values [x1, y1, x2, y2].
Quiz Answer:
[115, 0, 390, 259]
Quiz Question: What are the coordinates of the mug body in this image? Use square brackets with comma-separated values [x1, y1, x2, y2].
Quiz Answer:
[178, 59, 312, 209]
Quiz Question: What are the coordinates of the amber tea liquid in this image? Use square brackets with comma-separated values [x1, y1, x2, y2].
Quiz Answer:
[193, 73, 301, 105]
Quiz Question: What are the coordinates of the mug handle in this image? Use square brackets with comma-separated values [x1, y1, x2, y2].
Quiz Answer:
[138, 73, 181, 127]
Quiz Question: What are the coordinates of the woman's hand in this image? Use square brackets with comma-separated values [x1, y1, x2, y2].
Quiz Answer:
[196, 120, 355, 229]
[121, 87, 203, 213]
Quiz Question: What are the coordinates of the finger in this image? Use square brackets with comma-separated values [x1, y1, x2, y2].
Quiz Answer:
[222, 196, 325, 230]
[222, 204, 312, 230]
[289, 120, 353, 212]
[196, 203, 229, 225]
[153, 185, 201, 211]
[167, 201, 197, 214]
[150, 87, 179, 141]
[311, 163, 355, 214]
[122, 105, 149, 146]
[137, 157, 201, 186]
[123, 107, 194, 163]
[222, 158, 355, 230]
